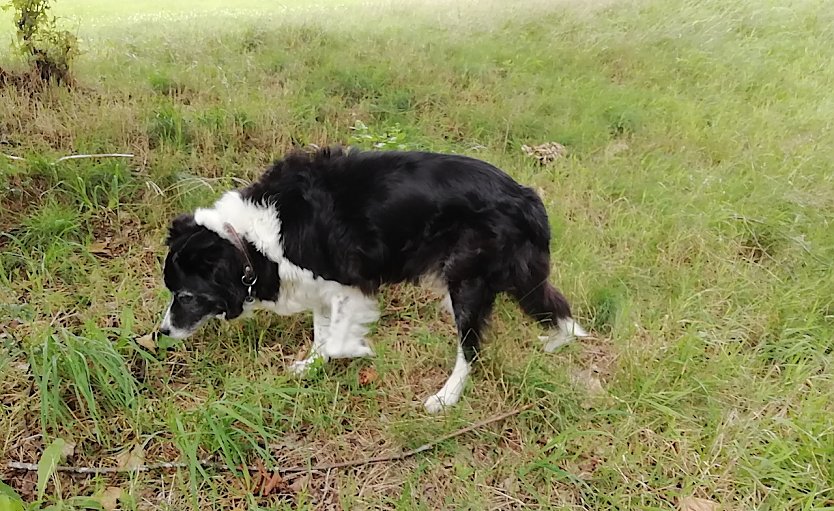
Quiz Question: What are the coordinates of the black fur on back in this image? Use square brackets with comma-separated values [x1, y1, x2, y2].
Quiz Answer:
[241, 146, 560, 307]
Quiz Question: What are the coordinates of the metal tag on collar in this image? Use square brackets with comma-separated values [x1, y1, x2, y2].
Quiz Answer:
[242, 265, 257, 302]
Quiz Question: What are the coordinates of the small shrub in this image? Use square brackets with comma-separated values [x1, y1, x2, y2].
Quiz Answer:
[1, 0, 79, 86]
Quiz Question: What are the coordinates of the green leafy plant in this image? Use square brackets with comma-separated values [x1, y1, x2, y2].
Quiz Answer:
[349, 120, 412, 150]
[0, 481, 25, 511]
[36, 438, 66, 501]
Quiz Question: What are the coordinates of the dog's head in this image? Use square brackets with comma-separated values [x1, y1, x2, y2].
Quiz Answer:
[159, 214, 249, 339]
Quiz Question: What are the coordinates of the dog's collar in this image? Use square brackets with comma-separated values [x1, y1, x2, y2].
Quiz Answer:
[223, 223, 257, 303]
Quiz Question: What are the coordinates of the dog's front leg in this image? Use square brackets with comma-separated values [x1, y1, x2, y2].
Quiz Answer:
[289, 288, 378, 375]
[289, 308, 332, 375]
[323, 290, 378, 359]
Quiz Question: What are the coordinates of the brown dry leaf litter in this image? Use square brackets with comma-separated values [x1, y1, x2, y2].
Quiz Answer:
[135, 332, 157, 351]
[521, 142, 567, 165]
[60, 441, 76, 459]
[679, 496, 720, 511]
[358, 366, 379, 386]
[116, 445, 145, 471]
[95, 487, 123, 511]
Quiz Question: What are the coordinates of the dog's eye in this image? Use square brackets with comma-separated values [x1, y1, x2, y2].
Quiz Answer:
[178, 294, 195, 305]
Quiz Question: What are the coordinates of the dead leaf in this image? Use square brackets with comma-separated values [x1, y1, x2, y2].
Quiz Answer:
[135, 333, 157, 351]
[116, 445, 144, 470]
[500, 476, 517, 493]
[571, 365, 605, 396]
[576, 453, 602, 479]
[358, 366, 378, 386]
[571, 365, 608, 409]
[261, 472, 285, 496]
[521, 142, 567, 165]
[95, 487, 122, 511]
[288, 474, 310, 493]
[61, 441, 76, 458]
[89, 241, 112, 256]
[679, 496, 720, 511]
[253, 459, 268, 494]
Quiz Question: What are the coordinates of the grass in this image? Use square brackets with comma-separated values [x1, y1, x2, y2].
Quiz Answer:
[1, 0, 833, 508]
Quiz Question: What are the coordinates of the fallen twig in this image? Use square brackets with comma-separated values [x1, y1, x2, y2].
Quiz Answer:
[7, 403, 534, 475]
[6, 460, 194, 474]
[54, 153, 134, 163]
[2, 153, 134, 164]
[290, 402, 536, 473]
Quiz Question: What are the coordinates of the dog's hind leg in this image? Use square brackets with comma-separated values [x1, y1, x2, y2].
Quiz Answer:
[424, 278, 496, 414]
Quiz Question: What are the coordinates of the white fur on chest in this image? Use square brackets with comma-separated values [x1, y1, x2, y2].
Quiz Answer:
[250, 264, 347, 316]
[193, 191, 348, 316]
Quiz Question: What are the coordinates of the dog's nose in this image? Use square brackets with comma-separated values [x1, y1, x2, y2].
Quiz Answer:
[159, 327, 170, 336]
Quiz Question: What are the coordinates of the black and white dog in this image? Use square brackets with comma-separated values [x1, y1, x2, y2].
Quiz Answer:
[160, 146, 587, 412]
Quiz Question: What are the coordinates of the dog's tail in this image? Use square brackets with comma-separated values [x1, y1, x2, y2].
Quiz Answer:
[509, 237, 589, 351]
[513, 280, 588, 350]
[540, 283, 588, 352]
[498, 185, 588, 349]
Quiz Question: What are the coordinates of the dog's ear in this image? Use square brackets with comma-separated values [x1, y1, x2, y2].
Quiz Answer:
[167, 213, 196, 246]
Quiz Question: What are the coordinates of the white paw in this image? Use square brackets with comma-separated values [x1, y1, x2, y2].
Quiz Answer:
[540, 319, 590, 352]
[541, 332, 571, 353]
[562, 318, 589, 338]
[289, 356, 320, 376]
[424, 393, 458, 414]
[328, 342, 375, 359]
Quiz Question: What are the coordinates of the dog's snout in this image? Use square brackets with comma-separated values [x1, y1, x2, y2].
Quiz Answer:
[159, 326, 171, 336]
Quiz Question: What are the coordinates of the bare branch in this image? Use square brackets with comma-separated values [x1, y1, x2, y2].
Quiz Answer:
[53, 153, 134, 162]
[2, 153, 134, 164]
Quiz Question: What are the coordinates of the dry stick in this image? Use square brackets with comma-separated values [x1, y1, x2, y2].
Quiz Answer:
[281, 403, 537, 473]
[2, 153, 134, 163]
[6, 460, 191, 474]
[7, 403, 535, 476]
[53, 153, 134, 163]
